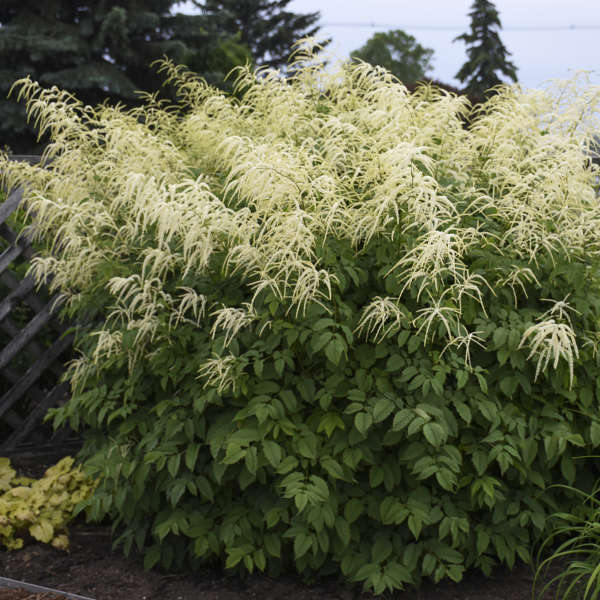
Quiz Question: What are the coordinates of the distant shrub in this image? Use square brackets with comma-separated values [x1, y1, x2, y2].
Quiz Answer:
[2, 44, 600, 594]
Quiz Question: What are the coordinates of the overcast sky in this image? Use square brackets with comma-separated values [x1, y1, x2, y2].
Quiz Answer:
[180, 1, 599, 90]
[286, 0, 599, 89]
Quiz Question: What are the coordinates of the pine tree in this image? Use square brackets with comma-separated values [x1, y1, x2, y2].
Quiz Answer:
[0, 0, 249, 152]
[454, 0, 518, 96]
[193, 0, 326, 69]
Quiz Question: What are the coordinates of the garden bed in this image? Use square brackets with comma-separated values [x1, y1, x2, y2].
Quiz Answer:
[0, 576, 93, 599]
[0, 524, 566, 600]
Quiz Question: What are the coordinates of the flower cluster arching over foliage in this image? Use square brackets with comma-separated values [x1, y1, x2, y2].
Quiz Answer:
[2, 41, 600, 593]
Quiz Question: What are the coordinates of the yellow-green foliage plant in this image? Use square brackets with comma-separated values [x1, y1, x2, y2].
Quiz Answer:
[2, 41, 600, 593]
[0, 456, 96, 550]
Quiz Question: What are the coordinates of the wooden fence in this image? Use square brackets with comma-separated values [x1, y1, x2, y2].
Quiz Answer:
[0, 156, 78, 459]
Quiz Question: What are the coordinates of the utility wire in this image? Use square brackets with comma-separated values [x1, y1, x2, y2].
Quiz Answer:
[321, 22, 600, 31]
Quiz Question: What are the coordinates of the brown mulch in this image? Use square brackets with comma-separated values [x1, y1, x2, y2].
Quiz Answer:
[0, 590, 72, 600]
[0, 523, 571, 600]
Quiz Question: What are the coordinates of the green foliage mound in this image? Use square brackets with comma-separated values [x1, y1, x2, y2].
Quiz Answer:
[351, 29, 434, 84]
[0, 457, 96, 550]
[2, 45, 600, 593]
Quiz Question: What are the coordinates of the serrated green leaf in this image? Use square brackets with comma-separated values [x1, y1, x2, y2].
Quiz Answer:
[297, 436, 317, 459]
[497, 347, 511, 366]
[591, 422, 600, 446]
[476, 373, 488, 394]
[408, 515, 422, 540]
[456, 370, 469, 390]
[435, 469, 456, 491]
[397, 330, 410, 348]
[493, 327, 507, 348]
[370, 465, 384, 488]
[335, 516, 351, 546]
[354, 562, 380, 582]
[317, 413, 345, 437]
[499, 376, 519, 399]
[407, 335, 421, 353]
[313, 318, 336, 331]
[373, 397, 394, 423]
[225, 546, 248, 569]
[293, 532, 313, 558]
[312, 331, 333, 353]
[386, 354, 404, 372]
[354, 412, 373, 436]
[321, 456, 344, 480]
[264, 533, 281, 557]
[185, 443, 200, 471]
[423, 422, 447, 447]
[392, 408, 414, 431]
[325, 338, 345, 365]
[143, 545, 161, 570]
[244, 446, 258, 475]
[476, 529, 490, 554]
[167, 454, 181, 478]
[196, 476, 214, 502]
[560, 454, 576, 484]
[262, 440, 283, 468]
[371, 536, 393, 563]
[454, 401, 471, 424]
[274, 358, 285, 376]
[223, 446, 246, 464]
[344, 498, 363, 523]
[508, 329, 521, 350]
[277, 455, 299, 474]
[422, 552, 436, 576]
[253, 548, 266, 571]
[472, 451, 489, 476]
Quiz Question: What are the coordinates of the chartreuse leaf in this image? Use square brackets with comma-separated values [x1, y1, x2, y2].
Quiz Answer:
[29, 520, 54, 543]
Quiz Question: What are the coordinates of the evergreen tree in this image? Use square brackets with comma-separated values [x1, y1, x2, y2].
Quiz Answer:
[351, 30, 434, 84]
[0, 0, 249, 152]
[193, 0, 326, 69]
[454, 0, 518, 96]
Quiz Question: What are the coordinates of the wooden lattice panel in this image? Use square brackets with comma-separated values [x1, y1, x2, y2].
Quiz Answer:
[0, 164, 77, 456]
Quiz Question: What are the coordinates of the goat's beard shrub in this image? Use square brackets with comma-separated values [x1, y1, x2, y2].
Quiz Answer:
[2, 43, 600, 593]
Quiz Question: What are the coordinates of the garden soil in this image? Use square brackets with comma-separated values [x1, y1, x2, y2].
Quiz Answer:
[0, 523, 569, 600]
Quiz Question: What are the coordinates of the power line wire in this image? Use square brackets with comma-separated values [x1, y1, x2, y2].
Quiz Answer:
[321, 22, 600, 31]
